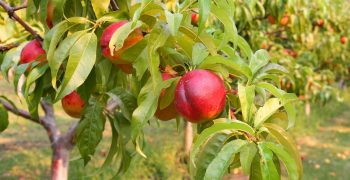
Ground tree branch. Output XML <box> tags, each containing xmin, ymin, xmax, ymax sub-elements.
<box><xmin>0</xmin><ymin>98</ymin><xmax>38</xmax><ymax>122</ymax></box>
<box><xmin>59</xmin><ymin>122</ymin><xmax>78</xmax><ymax>150</ymax></box>
<box><xmin>0</xmin><ymin>0</ymin><xmax>43</xmax><ymax>41</ymax></box>
<box><xmin>40</xmin><ymin>100</ymin><xmax>60</xmax><ymax>143</ymax></box>
<box><xmin>0</xmin><ymin>98</ymin><xmax>60</xmax><ymax>143</ymax></box>
<box><xmin>0</xmin><ymin>43</ymin><xmax>19</xmax><ymax>52</ymax></box>
<box><xmin>110</xmin><ymin>0</ymin><xmax>119</xmax><ymax>11</ymax></box>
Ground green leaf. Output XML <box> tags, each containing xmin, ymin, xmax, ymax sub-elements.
<box><xmin>250</xmin><ymin>50</ymin><xmax>269</xmax><ymax>75</ymax></box>
<box><xmin>165</xmin><ymin>10</ymin><xmax>183</xmax><ymax>36</ymax></box>
<box><xmin>95</xmin><ymin>59</ymin><xmax>112</xmax><ymax>93</ymax></box>
<box><xmin>237</xmin><ymin>36</ymin><xmax>253</xmax><ymax>59</ymax></box>
<box><xmin>56</xmin><ymin>32</ymin><xmax>97</xmax><ymax>101</ymax></box>
<box><xmin>210</xmin><ymin>4</ymin><xmax>237</xmax><ymax>44</ymax></box>
<box><xmin>261</xmin><ymin>63</ymin><xmax>288</xmax><ymax>74</ymax></box>
<box><xmin>107</xmin><ymin>87</ymin><xmax>137</xmax><ymax>120</ymax></box>
<box><xmin>101</xmin><ymin>112</ymin><xmax>132</xmax><ymax>177</ymax></box>
<box><xmin>263</xmin><ymin>123</ymin><xmax>302</xmax><ymax>178</ymax></box>
<box><xmin>101</xmin><ymin>116</ymin><xmax>120</xmax><ymax>170</ymax></box>
<box><xmin>76</xmin><ymin>96</ymin><xmax>106</xmax><ymax>165</ymax></box>
<box><xmin>261</xmin><ymin>142</ymin><xmax>299</xmax><ymax>180</ymax></box>
<box><xmin>120</xmin><ymin>38</ymin><xmax>148</xmax><ymax>62</ymax></box>
<box><xmin>13</xmin><ymin>63</ymin><xmax>30</xmax><ymax>94</ymax></box>
<box><xmin>108</xmin><ymin>21</ymin><xmax>142</xmax><ymax>55</ymax></box>
<box><xmin>25</xmin><ymin>64</ymin><xmax>49</xmax><ymax>97</ymax></box>
<box><xmin>179</xmin><ymin>26</ymin><xmax>217</xmax><ymax>55</ymax></box>
<box><xmin>256</xmin><ymin>83</ymin><xmax>297</xmax><ymax>129</ymax></box>
<box><xmin>203</xmin><ymin>139</ymin><xmax>248</xmax><ymax>180</ymax></box>
<box><xmin>51</xmin><ymin>0</ymin><xmax>67</xmax><ymax>24</ymax></box>
<box><xmin>159</xmin><ymin>77</ymin><xmax>179</xmax><ymax>110</ymax></box>
<box><xmin>238</xmin><ymin>84</ymin><xmax>255</xmax><ymax>122</ymax></box>
<box><xmin>198</xmin><ymin>0</ymin><xmax>211</xmax><ymax>33</ymax></box>
<box><xmin>0</xmin><ymin>104</ymin><xmax>9</xmax><ymax>133</ymax></box>
<box><xmin>258</xmin><ymin>144</ymin><xmax>280</xmax><ymax>180</ymax></box>
<box><xmin>25</xmin><ymin>72</ymin><xmax>48</xmax><ymax>119</ymax></box>
<box><xmin>192</xmin><ymin>43</ymin><xmax>209</xmax><ymax>66</ymax></box>
<box><xmin>147</xmin><ymin>24</ymin><xmax>170</xmax><ymax>91</ymax></box>
<box><xmin>250</xmin><ymin>154</ymin><xmax>263</xmax><ymax>180</ymax></box>
<box><xmin>199</xmin><ymin>56</ymin><xmax>252</xmax><ymax>79</ymax></box>
<box><xmin>39</xmin><ymin>0</ymin><xmax>49</xmax><ymax>27</ymax></box>
<box><xmin>131</xmin><ymin>78</ymin><xmax>175</xmax><ymax>157</ymax></box>
<box><xmin>192</xmin><ymin>132</ymin><xmax>230</xmax><ymax>179</ymax></box>
<box><xmin>1</xmin><ymin>43</ymin><xmax>26</xmax><ymax>81</ymax></box>
<box><xmin>45</xmin><ymin>17</ymin><xmax>90</xmax><ymax>65</ymax></box>
<box><xmin>132</xmin><ymin>47</ymin><xmax>148</xmax><ymax>80</ymax></box>
<box><xmin>240</xmin><ymin>143</ymin><xmax>257</xmax><ymax>175</ymax></box>
<box><xmin>190</xmin><ymin>121</ymin><xmax>255</xmax><ymax>167</ymax></box>
<box><xmin>51</xmin><ymin>30</ymin><xmax>87</xmax><ymax>89</ymax></box>
<box><xmin>254</xmin><ymin>98</ymin><xmax>282</xmax><ymax>128</ymax></box>
<box><xmin>91</xmin><ymin>0</ymin><xmax>110</xmax><ymax>18</ymax></box>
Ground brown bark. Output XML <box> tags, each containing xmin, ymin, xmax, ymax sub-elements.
<box><xmin>305</xmin><ymin>101</ymin><xmax>311</xmax><ymax>116</ymax></box>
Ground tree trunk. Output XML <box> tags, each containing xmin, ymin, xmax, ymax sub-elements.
<box><xmin>184</xmin><ymin>121</ymin><xmax>193</xmax><ymax>155</ymax></box>
<box><xmin>305</xmin><ymin>101</ymin><xmax>311</xmax><ymax>116</ymax></box>
<box><xmin>51</xmin><ymin>143</ymin><xmax>70</xmax><ymax>180</ymax></box>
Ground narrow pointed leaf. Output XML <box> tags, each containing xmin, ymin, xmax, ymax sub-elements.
<box><xmin>203</xmin><ymin>140</ymin><xmax>248</xmax><ymax>180</ymax></box>
<box><xmin>56</xmin><ymin>32</ymin><xmax>97</xmax><ymax>101</ymax></box>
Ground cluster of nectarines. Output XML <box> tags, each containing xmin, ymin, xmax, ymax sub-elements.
<box><xmin>18</xmin><ymin>18</ymin><xmax>229</xmax><ymax>123</ymax></box>
<box><xmin>267</xmin><ymin>15</ymin><xmax>289</xmax><ymax>26</ymax></box>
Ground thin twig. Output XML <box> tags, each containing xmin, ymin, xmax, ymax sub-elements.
<box><xmin>110</xmin><ymin>0</ymin><xmax>119</xmax><ymax>11</ymax></box>
<box><xmin>0</xmin><ymin>0</ymin><xmax>43</xmax><ymax>41</ymax></box>
<box><xmin>0</xmin><ymin>43</ymin><xmax>18</xmax><ymax>52</ymax></box>
<box><xmin>13</xmin><ymin>4</ymin><xmax>27</xmax><ymax>11</ymax></box>
<box><xmin>0</xmin><ymin>98</ymin><xmax>38</xmax><ymax>122</ymax></box>
<box><xmin>0</xmin><ymin>98</ymin><xmax>60</xmax><ymax>143</ymax></box>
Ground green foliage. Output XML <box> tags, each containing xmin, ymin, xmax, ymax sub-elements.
<box><xmin>5</xmin><ymin>0</ymin><xmax>350</xmax><ymax>178</ymax></box>
<box><xmin>76</xmin><ymin>96</ymin><xmax>106</xmax><ymax>165</ymax></box>
<box><xmin>0</xmin><ymin>104</ymin><xmax>9</xmax><ymax>132</ymax></box>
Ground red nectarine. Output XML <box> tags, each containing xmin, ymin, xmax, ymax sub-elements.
<box><xmin>174</xmin><ymin>70</ymin><xmax>226</xmax><ymax>123</ymax></box>
<box><xmin>61</xmin><ymin>91</ymin><xmax>85</xmax><ymax>118</ymax></box>
<box><xmin>100</xmin><ymin>21</ymin><xmax>143</xmax><ymax>65</ymax></box>
<box><xmin>20</xmin><ymin>40</ymin><xmax>46</xmax><ymax>65</ymax></box>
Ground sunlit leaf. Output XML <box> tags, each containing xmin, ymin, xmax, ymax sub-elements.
<box><xmin>56</xmin><ymin>32</ymin><xmax>97</xmax><ymax>101</ymax></box>
<box><xmin>203</xmin><ymin>139</ymin><xmax>248</xmax><ymax>180</ymax></box>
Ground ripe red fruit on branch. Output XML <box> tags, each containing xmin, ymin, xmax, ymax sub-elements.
<box><xmin>191</xmin><ymin>13</ymin><xmax>199</xmax><ymax>25</ymax></box>
<box><xmin>316</xmin><ymin>19</ymin><xmax>324</xmax><ymax>27</ymax></box>
<box><xmin>155</xmin><ymin>73</ymin><xmax>178</xmax><ymax>121</ymax></box>
<box><xmin>174</xmin><ymin>70</ymin><xmax>226</xmax><ymax>123</ymax></box>
<box><xmin>280</xmin><ymin>15</ymin><xmax>289</xmax><ymax>26</ymax></box>
<box><xmin>261</xmin><ymin>42</ymin><xmax>268</xmax><ymax>49</ymax></box>
<box><xmin>267</xmin><ymin>15</ymin><xmax>276</xmax><ymax>24</ymax></box>
<box><xmin>20</xmin><ymin>40</ymin><xmax>46</xmax><ymax>65</ymax></box>
<box><xmin>100</xmin><ymin>20</ymin><xmax>143</xmax><ymax>71</ymax></box>
<box><xmin>61</xmin><ymin>91</ymin><xmax>85</xmax><ymax>118</ymax></box>
<box><xmin>340</xmin><ymin>36</ymin><xmax>347</xmax><ymax>44</ymax></box>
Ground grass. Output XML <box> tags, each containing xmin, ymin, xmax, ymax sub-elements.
<box><xmin>0</xmin><ymin>79</ymin><xmax>350</xmax><ymax>179</ymax></box>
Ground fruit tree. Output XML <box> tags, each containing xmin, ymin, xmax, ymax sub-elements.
<box><xmin>6</xmin><ymin>0</ymin><xmax>350</xmax><ymax>179</ymax></box>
